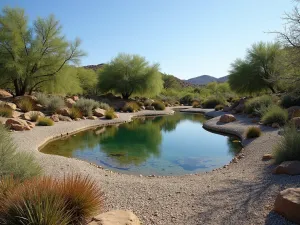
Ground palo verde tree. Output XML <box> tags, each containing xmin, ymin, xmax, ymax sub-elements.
<box><xmin>98</xmin><ymin>53</ymin><xmax>163</xmax><ymax>99</ymax></box>
<box><xmin>0</xmin><ymin>7</ymin><xmax>84</xmax><ymax>96</ymax></box>
<box><xmin>228</xmin><ymin>42</ymin><xmax>282</xmax><ymax>94</ymax></box>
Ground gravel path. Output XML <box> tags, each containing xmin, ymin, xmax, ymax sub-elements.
<box><xmin>11</xmin><ymin>109</ymin><xmax>300</xmax><ymax>225</ymax></box>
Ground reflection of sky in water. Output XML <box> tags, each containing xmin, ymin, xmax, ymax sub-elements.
<box><xmin>41</xmin><ymin>112</ymin><xmax>242</xmax><ymax>176</ymax></box>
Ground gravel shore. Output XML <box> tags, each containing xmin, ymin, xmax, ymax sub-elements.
<box><xmin>11</xmin><ymin>109</ymin><xmax>300</xmax><ymax>225</ymax></box>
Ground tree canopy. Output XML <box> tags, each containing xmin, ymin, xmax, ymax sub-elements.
<box><xmin>228</xmin><ymin>42</ymin><xmax>282</xmax><ymax>94</ymax></box>
<box><xmin>98</xmin><ymin>53</ymin><xmax>163</xmax><ymax>99</ymax></box>
<box><xmin>0</xmin><ymin>7</ymin><xmax>84</xmax><ymax>96</ymax></box>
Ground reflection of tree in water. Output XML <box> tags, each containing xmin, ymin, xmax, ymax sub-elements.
<box><xmin>98</xmin><ymin>119</ymin><xmax>162</xmax><ymax>166</ymax></box>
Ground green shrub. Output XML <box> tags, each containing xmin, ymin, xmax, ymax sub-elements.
<box><xmin>274</xmin><ymin>125</ymin><xmax>300</xmax><ymax>163</ymax></box>
<box><xmin>202</xmin><ymin>97</ymin><xmax>225</xmax><ymax>109</ymax></box>
<box><xmin>47</xmin><ymin>96</ymin><xmax>65</xmax><ymax>114</ymax></box>
<box><xmin>0</xmin><ymin>175</ymin><xmax>103</xmax><ymax>225</ymax></box>
<box><xmin>35</xmin><ymin>92</ymin><xmax>49</xmax><ymax>106</ymax></box>
<box><xmin>36</xmin><ymin>117</ymin><xmax>54</xmax><ymax>126</ymax></box>
<box><xmin>261</xmin><ymin>105</ymin><xmax>288</xmax><ymax>126</ymax></box>
<box><xmin>75</xmin><ymin>98</ymin><xmax>99</xmax><ymax>117</ymax></box>
<box><xmin>246</xmin><ymin>126</ymin><xmax>261</xmax><ymax>138</ymax></box>
<box><xmin>122</xmin><ymin>102</ymin><xmax>140</xmax><ymax>112</ymax></box>
<box><xmin>192</xmin><ymin>100</ymin><xmax>201</xmax><ymax>108</ymax></box>
<box><xmin>152</xmin><ymin>101</ymin><xmax>165</xmax><ymax>110</ymax></box>
<box><xmin>245</xmin><ymin>95</ymin><xmax>273</xmax><ymax>115</ymax></box>
<box><xmin>0</xmin><ymin>124</ymin><xmax>41</xmax><ymax>181</ymax></box>
<box><xmin>0</xmin><ymin>107</ymin><xmax>13</xmax><ymax>118</ymax></box>
<box><xmin>105</xmin><ymin>108</ymin><xmax>117</xmax><ymax>119</ymax></box>
<box><xmin>144</xmin><ymin>99</ymin><xmax>153</xmax><ymax>107</ymax></box>
<box><xmin>215</xmin><ymin>104</ymin><xmax>224</xmax><ymax>111</ymax></box>
<box><xmin>281</xmin><ymin>94</ymin><xmax>300</xmax><ymax>108</ymax></box>
<box><xmin>18</xmin><ymin>98</ymin><xmax>33</xmax><ymax>112</ymax></box>
<box><xmin>69</xmin><ymin>107</ymin><xmax>82</xmax><ymax>120</ymax></box>
<box><xmin>98</xmin><ymin>102</ymin><xmax>110</xmax><ymax>110</ymax></box>
<box><xmin>180</xmin><ymin>94</ymin><xmax>193</xmax><ymax>105</ymax></box>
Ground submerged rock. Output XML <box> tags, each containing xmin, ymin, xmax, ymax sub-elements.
<box><xmin>274</xmin><ymin>188</ymin><xmax>300</xmax><ymax>224</ymax></box>
<box><xmin>88</xmin><ymin>210</ymin><xmax>141</xmax><ymax>225</ymax></box>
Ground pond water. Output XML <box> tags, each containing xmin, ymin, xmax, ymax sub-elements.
<box><xmin>41</xmin><ymin>112</ymin><xmax>242</xmax><ymax>176</ymax></box>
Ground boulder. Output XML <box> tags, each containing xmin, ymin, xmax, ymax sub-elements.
<box><xmin>262</xmin><ymin>154</ymin><xmax>273</xmax><ymax>161</ymax></box>
<box><xmin>88</xmin><ymin>210</ymin><xmax>141</xmax><ymax>225</ymax></box>
<box><xmin>235</xmin><ymin>103</ymin><xmax>245</xmax><ymax>113</ymax></box>
<box><xmin>50</xmin><ymin>114</ymin><xmax>60</xmax><ymax>122</ymax></box>
<box><xmin>88</xmin><ymin>116</ymin><xmax>98</xmax><ymax>120</ymax></box>
<box><xmin>274</xmin><ymin>188</ymin><xmax>300</xmax><ymax>224</ymax></box>
<box><xmin>287</xmin><ymin>106</ymin><xmax>300</xmax><ymax>119</ymax></box>
<box><xmin>72</xmin><ymin>95</ymin><xmax>79</xmax><ymax>101</ymax></box>
<box><xmin>65</xmin><ymin>98</ymin><xmax>76</xmax><ymax>108</ymax></box>
<box><xmin>145</xmin><ymin>106</ymin><xmax>155</xmax><ymax>110</ymax></box>
<box><xmin>219</xmin><ymin>114</ymin><xmax>236</xmax><ymax>123</ymax></box>
<box><xmin>35</xmin><ymin>104</ymin><xmax>44</xmax><ymax>111</ymax></box>
<box><xmin>57</xmin><ymin>107</ymin><xmax>70</xmax><ymax>117</ymax></box>
<box><xmin>291</xmin><ymin>117</ymin><xmax>300</xmax><ymax>129</ymax></box>
<box><xmin>27</xmin><ymin>121</ymin><xmax>35</xmax><ymax>129</ymax></box>
<box><xmin>94</xmin><ymin>108</ymin><xmax>105</xmax><ymax>117</ymax></box>
<box><xmin>0</xmin><ymin>89</ymin><xmax>12</xmax><ymax>98</ymax></box>
<box><xmin>23</xmin><ymin>111</ymin><xmax>45</xmax><ymax>121</ymax></box>
<box><xmin>1</xmin><ymin>102</ymin><xmax>17</xmax><ymax>110</ymax></box>
<box><xmin>5</xmin><ymin>118</ymin><xmax>31</xmax><ymax>131</ymax></box>
<box><xmin>58</xmin><ymin>115</ymin><xmax>72</xmax><ymax>122</ymax></box>
<box><xmin>141</xmin><ymin>106</ymin><xmax>145</xmax><ymax>110</ymax></box>
<box><xmin>273</xmin><ymin>161</ymin><xmax>300</xmax><ymax>175</ymax></box>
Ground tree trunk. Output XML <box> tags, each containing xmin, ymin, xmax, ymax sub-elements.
<box><xmin>122</xmin><ymin>93</ymin><xmax>130</xmax><ymax>99</ymax></box>
<box><xmin>13</xmin><ymin>79</ymin><xmax>21</xmax><ymax>96</ymax></box>
<box><xmin>268</xmin><ymin>85</ymin><xmax>276</xmax><ymax>93</ymax></box>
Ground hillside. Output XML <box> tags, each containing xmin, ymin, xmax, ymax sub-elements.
<box><xmin>184</xmin><ymin>75</ymin><xmax>228</xmax><ymax>85</ymax></box>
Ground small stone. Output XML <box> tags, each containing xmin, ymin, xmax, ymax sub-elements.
<box><xmin>89</xmin><ymin>210</ymin><xmax>141</xmax><ymax>225</ymax></box>
<box><xmin>262</xmin><ymin>154</ymin><xmax>273</xmax><ymax>161</ymax></box>
<box><xmin>232</xmin><ymin>157</ymin><xmax>238</xmax><ymax>163</ymax></box>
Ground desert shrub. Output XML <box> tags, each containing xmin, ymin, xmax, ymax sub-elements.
<box><xmin>122</xmin><ymin>102</ymin><xmax>140</xmax><ymax>112</ymax></box>
<box><xmin>274</xmin><ymin>125</ymin><xmax>300</xmax><ymax>163</ymax></box>
<box><xmin>246</xmin><ymin>126</ymin><xmax>261</xmax><ymax>138</ymax></box>
<box><xmin>245</xmin><ymin>95</ymin><xmax>273</xmax><ymax>115</ymax></box>
<box><xmin>47</xmin><ymin>96</ymin><xmax>65</xmax><ymax>114</ymax></box>
<box><xmin>261</xmin><ymin>105</ymin><xmax>288</xmax><ymax>126</ymax></box>
<box><xmin>75</xmin><ymin>98</ymin><xmax>99</xmax><ymax>117</ymax></box>
<box><xmin>98</xmin><ymin>102</ymin><xmax>110</xmax><ymax>110</ymax></box>
<box><xmin>202</xmin><ymin>96</ymin><xmax>225</xmax><ymax>109</ymax></box>
<box><xmin>180</xmin><ymin>94</ymin><xmax>193</xmax><ymax>105</ymax></box>
<box><xmin>0</xmin><ymin>124</ymin><xmax>41</xmax><ymax>180</ymax></box>
<box><xmin>36</xmin><ymin>117</ymin><xmax>54</xmax><ymax>126</ymax></box>
<box><xmin>29</xmin><ymin>111</ymin><xmax>41</xmax><ymax>122</ymax></box>
<box><xmin>0</xmin><ymin>107</ymin><xmax>12</xmax><ymax>118</ymax></box>
<box><xmin>0</xmin><ymin>175</ymin><xmax>103</xmax><ymax>225</ymax></box>
<box><xmin>105</xmin><ymin>108</ymin><xmax>117</xmax><ymax>119</ymax></box>
<box><xmin>215</xmin><ymin>104</ymin><xmax>224</xmax><ymax>111</ymax></box>
<box><xmin>69</xmin><ymin>107</ymin><xmax>82</xmax><ymax>120</ymax></box>
<box><xmin>18</xmin><ymin>98</ymin><xmax>33</xmax><ymax>112</ymax></box>
<box><xmin>35</xmin><ymin>92</ymin><xmax>49</xmax><ymax>106</ymax></box>
<box><xmin>152</xmin><ymin>101</ymin><xmax>165</xmax><ymax>110</ymax></box>
<box><xmin>281</xmin><ymin>94</ymin><xmax>300</xmax><ymax>108</ymax></box>
<box><xmin>144</xmin><ymin>99</ymin><xmax>153</xmax><ymax>107</ymax></box>
<box><xmin>192</xmin><ymin>100</ymin><xmax>201</xmax><ymax>108</ymax></box>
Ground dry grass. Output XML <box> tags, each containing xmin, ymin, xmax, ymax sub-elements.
<box><xmin>0</xmin><ymin>106</ymin><xmax>13</xmax><ymax>118</ymax></box>
<box><xmin>36</xmin><ymin>117</ymin><xmax>54</xmax><ymax>126</ymax></box>
<box><xmin>18</xmin><ymin>98</ymin><xmax>33</xmax><ymax>112</ymax></box>
<box><xmin>246</xmin><ymin>126</ymin><xmax>261</xmax><ymax>139</ymax></box>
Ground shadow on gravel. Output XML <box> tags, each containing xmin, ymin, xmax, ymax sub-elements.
<box><xmin>188</xmin><ymin>165</ymin><xmax>300</xmax><ymax>225</ymax></box>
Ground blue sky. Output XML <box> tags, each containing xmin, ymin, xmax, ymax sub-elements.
<box><xmin>0</xmin><ymin>0</ymin><xmax>294</xmax><ymax>79</ymax></box>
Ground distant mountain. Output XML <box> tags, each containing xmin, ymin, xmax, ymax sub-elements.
<box><xmin>184</xmin><ymin>75</ymin><xmax>228</xmax><ymax>85</ymax></box>
<box><xmin>83</xmin><ymin>64</ymin><xmax>105</xmax><ymax>70</ymax></box>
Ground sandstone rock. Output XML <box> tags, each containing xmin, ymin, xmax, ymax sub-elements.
<box><xmin>5</xmin><ymin>118</ymin><xmax>31</xmax><ymax>131</ymax></box>
<box><xmin>291</xmin><ymin>117</ymin><xmax>300</xmax><ymax>129</ymax></box>
<box><xmin>27</xmin><ymin>121</ymin><xmax>35</xmax><ymax>129</ymax></box>
<box><xmin>274</xmin><ymin>188</ymin><xmax>300</xmax><ymax>224</ymax></box>
<box><xmin>72</xmin><ymin>95</ymin><xmax>79</xmax><ymax>101</ymax></box>
<box><xmin>3</xmin><ymin>102</ymin><xmax>17</xmax><ymax>110</ymax></box>
<box><xmin>65</xmin><ymin>98</ymin><xmax>76</xmax><ymax>108</ymax></box>
<box><xmin>273</xmin><ymin>161</ymin><xmax>300</xmax><ymax>175</ymax></box>
<box><xmin>23</xmin><ymin>111</ymin><xmax>45</xmax><ymax>121</ymax></box>
<box><xmin>58</xmin><ymin>115</ymin><xmax>72</xmax><ymax>122</ymax></box>
<box><xmin>57</xmin><ymin>107</ymin><xmax>70</xmax><ymax>117</ymax></box>
<box><xmin>0</xmin><ymin>89</ymin><xmax>12</xmax><ymax>98</ymax></box>
<box><xmin>11</xmin><ymin>111</ymin><xmax>22</xmax><ymax>118</ymax></box>
<box><xmin>94</xmin><ymin>108</ymin><xmax>105</xmax><ymax>117</ymax></box>
<box><xmin>50</xmin><ymin>114</ymin><xmax>60</xmax><ymax>122</ymax></box>
<box><xmin>262</xmin><ymin>154</ymin><xmax>273</xmax><ymax>161</ymax></box>
<box><xmin>145</xmin><ymin>106</ymin><xmax>155</xmax><ymax>110</ymax></box>
<box><xmin>141</xmin><ymin>106</ymin><xmax>145</xmax><ymax>110</ymax></box>
<box><xmin>272</xmin><ymin>123</ymin><xmax>280</xmax><ymax>128</ymax></box>
<box><xmin>88</xmin><ymin>210</ymin><xmax>141</xmax><ymax>225</ymax></box>
<box><xmin>0</xmin><ymin>117</ymin><xmax>7</xmax><ymax>125</ymax></box>
<box><xmin>88</xmin><ymin>116</ymin><xmax>98</xmax><ymax>120</ymax></box>
<box><xmin>219</xmin><ymin>114</ymin><xmax>236</xmax><ymax>123</ymax></box>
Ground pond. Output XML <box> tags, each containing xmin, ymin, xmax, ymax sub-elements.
<box><xmin>41</xmin><ymin>112</ymin><xmax>242</xmax><ymax>176</ymax></box>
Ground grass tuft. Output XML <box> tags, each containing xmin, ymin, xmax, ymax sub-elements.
<box><xmin>245</xmin><ymin>95</ymin><xmax>273</xmax><ymax>115</ymax></box>
<box><xmin>18</xmin><ymin>98</ymin><xmax>33</xmax><ymax>112</ymax></box>
<box><xmin>214</xmin><ymin>104</ymin><xmax>224</xmax><ymax>111</ymax></box>
<box><xmin>122</xmin><ymin>102</ymin><xmax>140</xmax><ymax>112</ymax></box>
<box><xmin>0</xmin><ymin>107</ymin><xmax>13</xmax><ymax>118</ymax></box>
<box><xmin>36</xmin><ymin>117</ymin><xmax>54</xmax><ymax>126</ymax></box>
<box><xmin>261</xmin><ymin>105</ymin><xmax>288</xmax><ymax>126</ymax></box>
<box><xmin>105</xmin><ymin>108</ymin><xmax>117</xmax><ymax>119</ymax></box>
<box><xmin>152</xmin><ymin>101</ymin><xmax>165</xmax><ymax>110</ymax></box>
<box><xmin>69</xmin><ymin>107</ymin><xmax>82</xmax><ymax>120</ymax></box>
<box><xmin>246</xmin><ymin>126</ymin><xmax>261</xmax><ymax>138</ymax></box>
<box><xmin>47</xmin><ymin>96</ymin><xmax>65</xmax><ymax>114</ymax></box>
<box><xmin>75</xmin><ymin>98</ymin><xmax>99</xmax><ymax>117</ymax></box>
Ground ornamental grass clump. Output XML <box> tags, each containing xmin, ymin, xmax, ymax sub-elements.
<box><xmin>47</xmin><ymin>96</ymin><xmax>65</xmax><ymax>114</ymax></box>
<box><xmin>0</xmin><ymin>124</ymin><xmax>41</xmax><ymax>181</ymax></box>
<box><xmin>261</xmin><ymin>105</ymin><xmax>288</xmax><ymax>126</ymax></box>
<box><xmin>0</xmin><ymin>106</ymin><xmax>12</xmax><ymax>118</ymax></box>
<box><xmin>122</xmin><ymin>102</ymin><xmax>140</xmax><ymax>112</ymax></box>
<box><xmin>245</xmin><ymin>95</ymin><xmax>273</xmax><ymax>115</ymax></box>
<box><xmin>35</xmin><ymin>92</ymin><xmax>49</xmax><ymax>106</ymax></box>
<box><xmin>29</xmin><ymin>111</ymin><xmax>41</xmax><ymax>122</ymax></box>
<box><xmin>36</xmin><ymin>117</ymin><xmax>54</xmax><ymax>126</ymax></box>
<box><xmin>69</xmin><ymin>107</ymin><xmax>82</xmax><ymax>120</ymax></box>
<box><xmin>105</xmin><ymin>108</ymin><xmax>117</xmax><ymax>119</ymax></box>
<box><xmin>274</xmin><ymin>125</ymin><xmax>300</xmax><ymax>164</ymax></box>
<box><xmin>152</xmin><ymin>101</ymin><xmax>165</xmax><ymax>110</ymax></box>
<box><xmin>18</xmin><ymin>98</ymin><xmax>33</xmax><ymax>112</ymax></box>
<box><xmin>246</xmin><ymin>126</ymin><xmax>261</xmax><ymax>139</ymax></box>
<box><xmin>192</xmin><ymin>100</ymin><xmax>201</xmax><ymax>108</ymax></box>
<box><xmin>98</xmin><ymin>102</ymin><xmax>110</xmax><ymax>110</ymax></box>
<box><xmin>75</xmin><ymin>98</ymin><xmax>99</xmax><ymax>117</ymax></box>
<box><xmin>215</xmin><ymin>104</ymin><xmax>224</xmax><ymax>111</ymax></box>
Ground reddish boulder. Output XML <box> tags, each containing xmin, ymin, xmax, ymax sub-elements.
<box><xmin>65</xmin><ymin>98</ymin><xmax>76</xmax><ymax>108</ymax></box>
<box><xmin>219</xmin><ymin>114</ymin><xmax>236</xmax><ymax>123</ymax></box>
<box><xmin>50</xmin><ymin>114</ymin><xmax>59</xmax><ymax>122</ymax></box>
<box><xmin>273</xmin><ymin>161</ymin><xmax>300</xmax><ymax>175</ymax></box>
<box><xmin>5</xmin><ymin>118</ymin><xmax>31</xmax><ymax>131</ymax></box>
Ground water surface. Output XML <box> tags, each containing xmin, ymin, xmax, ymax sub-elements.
<box><xmin>41</xmin><ymin>112</ymin><xmax>242</xmax><ymax>175</ymax></box>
